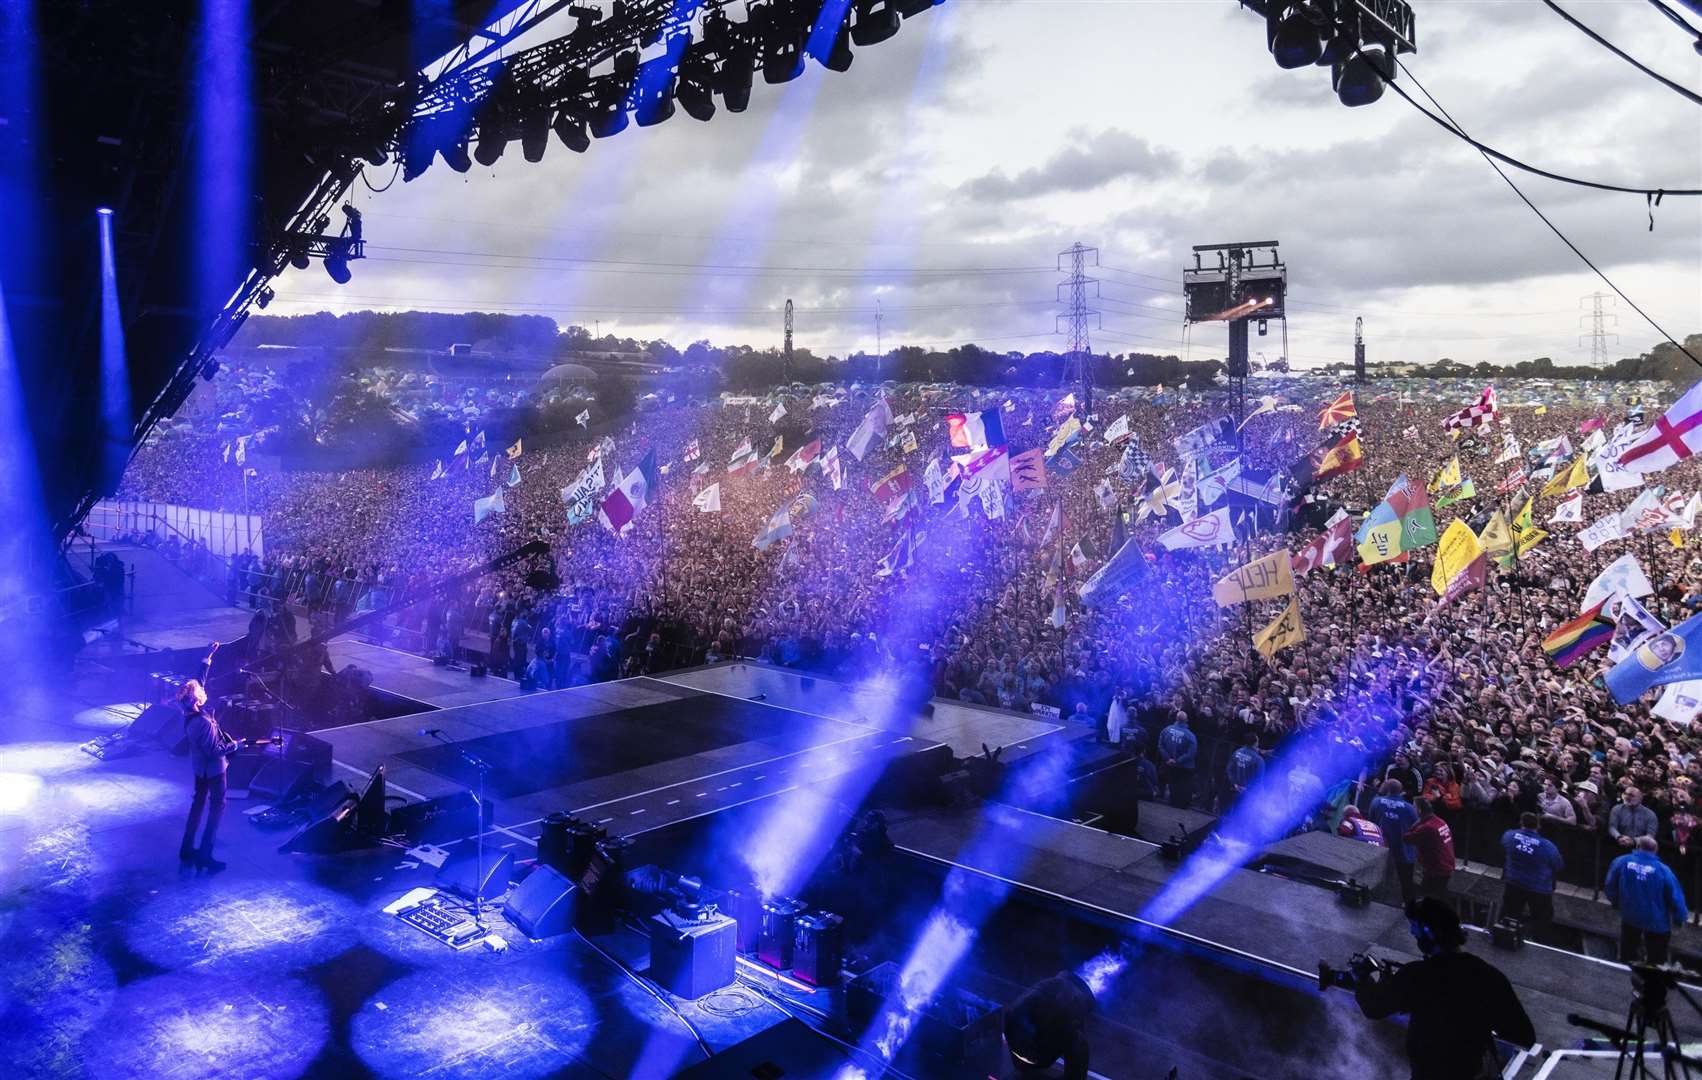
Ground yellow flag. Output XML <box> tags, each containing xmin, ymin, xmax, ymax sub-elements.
<box><xmin>506</xmin><ymin>438</ymin><xmax>523</xmax><ymax>460</ymax></box>
<box><xmin>1534</xmin><ymin>405</ymin><xmax>1548</xmax><ymax>416</ymax></box>
<box><xmin>1431</xmin><ymin>519</ymin><xmax>1486</xmax><ymax>597</ymax></box>
<box><xmin>769</xmin><ymin>436</ymin><xmax>784</xmax><ymax>459</ymax></box>
<box><xmin>1211</xmin><ymin>550</ymin><xmax>1295</xmax><ymax>607</ymax></box>
<box><xmin>1538</xmin><ymin>465</ymin><xmax>1571</xmax><ymax>499</ymax></box>
<box><xmin>1516</xmin><ymin>526</ymin><xmax>1548</xmax><ymax>557</ymax></box>
<box><xmin>1673</xmin><ymin>529</ymin><xmax>1685</xmax><ymax>550</ymax></box>
<box><xmin>1358</xmin><ymin>520</ymin><xmax>1404</xmax><ymax>566</ymax></box>
<box><xmin>1512</xmin><ymin>496</ymin><xmax>1534</xmax><ymax>535</ymax></box>
<box><xmin>1564</xmin><ymin>454</ymin><xmax>1589</xmax><ymax>491</ymax></box>
<box><xmin>1478</xmin><ymin>510</ymin><xmax>1514</xmax><ymax>556</ymax></box>
<box><xmin>1431</xmin><ymin>457</ymin><xmax>1461</xmax><ymax>492</ymax></box>
<box><xmin>1047</xmin><ymin>417</ymin><xmax>1083</xmax><ymax>457</ymax></box>
<box><xmin>1254</xmin><ymin>597</ymin><xmax>1305</xmax><ymax>660</ymax></box>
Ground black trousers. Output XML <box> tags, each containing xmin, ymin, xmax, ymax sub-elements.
<box><xmin>1622</xmin><ymin>924</ymin><xmax>1671</xmax><ymax>965</ymax></box>
<box><xmin>1164</xmin><ymin>766</ymin><xmax>1195</xmax><ymax>809</ymax></box>
<box><xmin>1501</xmin><ymin>883</ymin><xmax>1554</xmax><ymax>925</ymax></box>
<box><xmin>181</xmin><ymin>772</ymin><xmax>227</xmax><ymax>860</ymax></box>
<box><xmin>1390</xmin><ymin>854</ymin><xmax>1416</xmax><ymax>902</ymax></box>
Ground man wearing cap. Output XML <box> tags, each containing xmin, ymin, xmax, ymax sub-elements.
<box><xmin>1354</xmin><ymin>898</ymin><xmax>1535</xmax><ymax>1080</ymax></box>
<box><xmin>1500</xmin><ymin>813</ymin><xmax>1563</xmax><ymax>927</ymax></box>
<box><xmin>1606</xmin><ymin>835</ymin><xmax>1688</xmax><ymax>964</ymax></box>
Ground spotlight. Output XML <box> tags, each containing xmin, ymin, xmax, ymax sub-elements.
<box><xmin>552</xmin><ymin>110</ymin><xmax>590</xmax><ymax>153</ymax></box>
<box><xmin>634</xmin><ymin>50</ymin><xmax>681</xmax><ymax>128</ymax></box>
<box><xmin>756</xmin><ymin>0</ymin><xmax>808</xmax><ymax>84</ymax></box>
<box><xmin>1334</xmin><ymin>46</ymin><xmax>1390</xmax><ymax>107</ymax></box>
<box><xmin>256</xmin><ymin>286</ymin><xmax>274</xmax><ymax>309</ymax></box>
<box><xmin>401</xmin><ymin>126</ymin><xmax>434</xmax><ymax>182</ymax></box>
<box><xmin>324</xmin><ymin>247</ymin><xmax>352</xmax><ymax>284</ymax></box>
<box><xmin>852</xmin><ymin>0</ymin><xmax>900</xmax><ymax>47</ymax></box>
<box><xmin>1003</xmin><ymin>971</ymin><xmax>1095</xmax><ymax>1077</ymax></box>
<box><xmin>439</xmin><ymin>137</ymin><xmax>473</xmax><ymax>173</ymax></box>
<box><xmin>821</xmin><ymin>17</ymin><xmax>854</xmax><ymax>73</ymax></box>
<box><xmin>1269</xmin><ymin>9</ymin><xmax>1323</xmax><ymax>69</ymax></box>
<box><xmin>95</xmin><ymin>206</ymin><xmax>114</xmax><ymax>217</ymax></box>
<box><xmin>520</xmin><ymin>111</ymin><xmax>550</xmax><ymax>162</ymax></box>
<box><xmin>473</xmin><ymin>127</ymin><xmax>508</xmax><ymax>167</ymax></box>
<box><xmin>588</xmin><ymin>52</ymin><xmax>639</xmax><ymax>139</ymax></box>
<box><xmin>289</xmin><ymin>248</ymin><xmax>311</xmax><ymax>270</ymax></box>
<box><xmin>676</xmin><ymin>51</ymin><xmax>717</xmax><ymax>122</ymax></box>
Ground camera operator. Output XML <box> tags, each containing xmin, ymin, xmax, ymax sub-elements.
<box><xmin>1353</xmin><ymin>899</ymin><xmax>1535</xmax><ymax>1080</ymax></box>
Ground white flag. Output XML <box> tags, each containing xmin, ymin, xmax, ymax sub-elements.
<box><xmin>1578</xmin><ymin>512</ymin><xmax>1628</xmax><ymax>552</ymax></box>
<box><xmin>473</xmin><ymin>488</ymin><xmax>506</xmax><ymax>524</ymax></box>
<box><xmin>1679</xmin><ymin>493</ymin><xmax>1702</xmax><ymax>531</ymax></box>
<box><xmin>1583</xmin><ymin>553</ymin><xmax>1653</xmax><ymax>613</ymax></box>
<box><xmin>1548</xmin><ymin>491</ymin><xmax>1582</xmax><ymax>524</ymax></box>
<box><xmin>769</xmin><ymin>401</ymin><xmax>787</xmax><ymax>424</ymax></box>
<box><xmin>1653</xmin><ymin>680</ymin><xmax>1702</xmax><ymax>726</ymax></box>
<box><xmin>1101</xmin><ymin>414</ymin><xmax>1131</xmax><ymax>445</ymax></box>
<box><xmin>693</xmin><ymin>482</ymin><xmax>722</xmax><ymax>513</ymax></box>
<box><xmin>1493</xmin><ymin>433</ymin><xmax>1520</xmax><ymax>465</ymax></box>
<box><xmin>1157</xmin><ymin>506</ymin><xmax>1236</xmax><ymax>550</ymax></box>
<box><xmin>576</xmin><ymin>409</ymin><xmax>590</xmax><ymax>427</ymax></box>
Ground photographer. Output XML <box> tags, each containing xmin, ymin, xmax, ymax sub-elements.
<box><xmin>1352</xmin><ymin>899</ymin><xmax>1535</xmax><ymax>1080</ymax></box>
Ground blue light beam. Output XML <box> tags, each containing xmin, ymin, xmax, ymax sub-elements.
<box><xmin>97</xmin><ymin>208</ymin><xmax>130</xmax><ymax>489</ymax></box>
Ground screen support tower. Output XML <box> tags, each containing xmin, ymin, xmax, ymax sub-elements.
<box><xmin>783</xmin><ymin>299</ymin><xmax>794</xmax><ymax>384</ymax></box>
<box><xmin>1580</xmin><ymin>292</ymin><xmax>1619</xmax><ymax>367</ymax></box>
<box><xmin>1056</xmin><ymin>243</ymin><xmax>1101</xmax><ymax>418</ymax></box>
<box><xmin>1182</xmin><ymin>241</ymin><xmax>1288</xmax><ymax>432</ymax></box>
<box><xmin>1354</xmin><ymin>316</ymin><xmax>1366</xmax><ymax>384</ymax></box>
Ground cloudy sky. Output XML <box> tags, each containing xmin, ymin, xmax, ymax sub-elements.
<box><xmin>267</xmin><ymin>0</ymin><xmax>1702</xmax><ymax>368</ymax></box>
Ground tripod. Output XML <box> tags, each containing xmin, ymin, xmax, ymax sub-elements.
<box><xmin>424</xmin><ymin>729</ymin><xmax>494</xmax><ymax>930</ymax></box>
<box><xmin>1605</xmin><ymin>965</ymin><xmax>1702</xmax><ymax>1080</ymax></box>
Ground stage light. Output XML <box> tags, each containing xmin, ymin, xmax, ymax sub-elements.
<box><xmin>851</xmin><ymin>0</ymin><xmax>899</xmax><ymax>47</ymax></box>
<box><xmin>473</xmin><ymin>127</ymin><xmax>507</xmax><ymax>167</ymax></box>
<box><xmin>438</xmin><ymin>136</ymin><xmax>472</xmax><ymax>173</ymax></box>
<box><xmin>634</xmin><ymin>48</ymin><xmax>681</xmax><ymax>128</ymax></box>
<box><xmin>820</xmin><ymin>12</ymin><xmax>854</xmax><ymax>72</ymax></box>
<box><xmin>1002</xmin><ymin>971</ymin><xmax>1096</xmax><ymax>1076</ymax></box>
<box><xmin>200</xmin><ymin>358</ymin><xmax>220</xmax><ymax>381</ymax></box>
<box><xmin>1334</xmin><ymin>46</ymin><xmax>1390</xmax><ymax>107</ymax></box>
<box><xmin>677</xmin><ymin>51</ymin><xmax>717</xmax><ymax>121</ymax></box>
<box><xmin>289</xmin><ymin>247</ymin><xmax>310</xmax><ymax>270</ymax></box>
<box><xmin>1270</xmin><ymin>10</ymin><xmax>1323</xmax><ymax>69</ymax></box>
<box><xmin>324</xmin><ymin>249</ymin><xmax>351</xmax><ymax>284</ymax></box>
<box><xmin>95</xmin><ymin>206</ymin><xmax>113</xmax><ymax>216</ymax></box>
<box><xmin>400</xmin><ymin>128</ymin><xmax>433</xmax><ymax>182</ymax></box>
<box><xmin>552</xmin><ymin>109</ymin><xmax>590</xmax><ymax>152</ymax></box>
<box><xmin>520</xmin><ymin>111</ymin><xmax>549</xmax><ymax>162</ymax></box>
<box><xmin>256</xmin><ymin>286</ymin><xmax>273</xmax><ymax>308</ymax></box>
<box><xmin>892</xmin><ymin>0</ymin><xmax>938</xmax><ymax>15</ymax></box>
<box><xmin>757</xmin><ymin>0</ymin><xmax>808</xmax><ymax>84</ymax></box>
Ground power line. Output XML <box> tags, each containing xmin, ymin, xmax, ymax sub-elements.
<box><xmin>1387</xmin><ymin>54</ymin><xmax>1701</xmax><ymax>369</ymax></box>
<box><xmin>362</xmin><ymin>244</ymin><xmax>1055</xmax><ymax>276</ymax></box>
<box><xmin>1543</xmin><ymin>0</ymin><xmax>1702</xmax><ymax>108</ymax></box>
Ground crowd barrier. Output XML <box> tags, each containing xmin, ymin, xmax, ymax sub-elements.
<box><xmin>86</xmin><ymin>500</ymin><xmax>265</xmax><ymax>557</ymax></box>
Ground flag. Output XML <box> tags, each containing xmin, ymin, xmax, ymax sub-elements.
<box><xmin>1654</xmin><ymin>681</ymin><xmax>1702</xmax><ymax>725</ymax></box>
<box><xmin>1435</xmin><ymin>478</ymin><xmax>1477</xmax><ymax>509</ymax></box>
<box><xmin>1253</xmin><ymin>597</ymin><xmax>1305</xmax><ymax>660</ymax></box>
<box><xmin>876</xmin><ymin>529</ymin><xmax>916</xmax><ymax>578</ymax></box>
<box><xmin>1312</xmin><ymin>434</ymin><xmax>1364</xmax><ymax>482</ymax></box>
<box><xmin>769</xmin><ymin>401</ymin><xmax>787</xmax><ymax>424</ymax></box>
<box><xmin>821</xmin><ymin>447</ymin><xmax>845</xmax><ymax>491</ymax></box>
<box><xmin>1079</xmin><ymin>537</ymin><xmax>1150</xmax><ymax>608</ymax></box>
<box><xmin>1542</xmin><ymin>601</ymin><xmax>1615</xmax><ymax>668</ymax></box>
<box><xmin>1584</xmin><ymin>553</ymin><xmax>1654</xmax><ymax>612</ymax></box>
<box><xmin>946</xmin><ymin>408</ymin><xmax>1006</xmax><ymax>451</ymax></box>
<box><xmin>1212</xmin><ymin>549</ymin><xmax>1295</xmax><ymax>607</ymax></box>
<box><xmin>473</xmin><ymin>488</ymin><xmax>506</xmax><ymax>524</ymax></box>
<box><xmin>1101</xmin><ymin>414</ymin><xmax>1131</xmax><ymax>445</ymax></box>
<box><xmin>1010</xmin><ymin>448</ymin><xmax>1047</xmax><ymax>492</ymax></box>
<box><xmin>1197</xmin><ymin>457</ymin><xmax>1241</xmax><ymax>506</ymax></box>
<box><xmin>1497</xmin><ymin>465</ymin><xmax>1526</xmax><ymax>494</ymax></box>
<box><xmin>507</xmin><ymin>463</ymin><xmax>522</xmax><ymax>487</ymax></box>
<box><xmin>1174</xmin><ymin>415</ymin><xmax>1233</xmax><ymax>458</ymax></box>
<box><xmin>471</xmin><ymin>430</ymin><xmax>486</xmax><ymax>451</ymax></box>
<box><xmin>1582</xmin><ymin>428</ymin><xmax>1607</xmax><ymax>454</ymax></box>
<box><xmin>1294</xmin><ymin>515</ymin><xmax>1354</xmax><ymax>574</ymax></box>
<box><xmin>769</xmin><ymin>435</ymin><xmax>784</xmax><ymax>460</ymax></box>
<box><xmin>923</xmin><ymin>457</ymin><xmax>948</xmax><ymax>504</ymax></box>
<box><xmin>847</xmin><ymin>398</ymin><xmax>892</xmax><ymax>462</ymax></box>
<box><xmin>1442</xmin><ymin>385</ymin><xmax>1499</xmax><ymax>433</ymax></box>
<box><xmin>978</xmin><ymin>481</ymin><xmax>1006</xmax><ymax>521</ymax></box>
<box><xmin>785</xmin><ymin>437</ymin><xmax>823</xmax><ymax>474</ymax></box>
<box><xmin>901</xmin><ymin>430</ymin><xmax>919</xmax><ymax>455</ymax></box>
<box><xmin>1318</xmin><ymin>391</ymin><xmax>1356</xmax><ymax>430</ymax></box>
<box><xmin>753</xmin><ymin>507</ymin><xmax>793</xmax><ymax>550</ymax></box>
<box><xmin>869</xmin><ymin>464</ymin><xmax>912</xmax><ymax>502</ymax></box>
<box><xmin>1494</xmin><ymin>433</ymin><xmax>1521</xmax><ymax>465</ymax></box>
<box><xmin>683</xmin><ymin>438</ymin><xmax>699</xmax><ymax>462</ymax></box>
<box><xmin>1578</xmin><ymin>512</ymin><xmax>1628</xmax><ymax>552</ymax></box>
<box><xmin>561</xmin><ymin>457</ymin><xmax>605</xmax><ymax>515</ymax></box>
<box><xmin>1431</xmin><ymin>457</ymin><xmax>1461</xmax><ymax>492</ymax></box>
<box><xmin>489</xmin><ymin>452</ymin><xmax>500</xmax><ymax>478</ymax></box>
<box><xmin>1430</xmin><ymin>519</ymin><xmax>1487</xmax><ymax>604</ymax></box>
<box><xmin>1094</xmin><ymin>478</ymin><xmax>1117</xmax><ymax>511</ymax></box>
<box><xmin>1478</xmin><ymin>511</ymin><xmax>1514</xmax><ymax>558</ymax></box>
<box><xmin>1515</xmin><ymin>527</ymin><xmax>1548</xmax><ymax>557</ymax></box>
<box><xmin>1046</xmin><ymin>417</ymin><xmax>1083</xmax><ymax>458</ymax></box>
<box><xmin>1549</xmin><ymin>491</ymin><xmax>1582</xmax><ymax>523</ymax></box>
<box><xmin>429</xmin><ymin>460</ymin><xmax>446</xmax><ymax>480</ymax></box>
<box><xmin>506</xmin><ymin>438</ymin><xmax>523</xmax><ymax>460</ymax></box>
<box><xmin>1608</xmin><ymin>594</ymin><xmax>1666</xmax><ymax>664</ymax></box>
<box><xmin>1239</xmin><ymin>395</ymin><xmax>1279</xmax><ymax>430</ymax></box>
<box><xmin>1157</xmin><ymin>506</ymin><xmax>1236</xmax><ymax>550</ymax></box>
<box><xmin>1136</xmin><ymin>466</ymin><xmax>1181</xmax><ymax>522</ymax></box>
<box><xmin>1070</xmin><ymin>536</ymin><xmax>1099</xmax><ymax>571</ymax></box>
<box><xmin>1533</xmin><ymin>404</ymin><xmax>1548</xmax><ymax>416</ymax></box>
<box><xmin>1053</xmin><ymin>392</ymin><xmax>1077</xmax><ymax>419</ymax></box>
<box><xmin>728</xmin><ymin>439</ymin><xmax>759</xmax><ymax>476</ymax></box>
<box><xmin>1039</xmin><ymin>501</ymin><xmax>1062</xmax><ymax>548</ymax></box>
<box><xmin>222</xmin><ymin>441</ymin><xmax>231</xmax><ymax>463</ymax></box>
<box><xmin>1618</xmin><ymin>379</ymin><xmax>1702</xmax><ymax>473</ymax></box>
<box><xmin>1594</xmin><ymin>423</ymin><xmax>1645</xmax><ymax>492</ymax></box>
<box><xmin>1620</xmin><ymin>489</ymin><xmax>1672</xmax><ymax>533</ymax></box>
<box><xmin>693</xmin><ymin>483</ymin><xmax>722</xmax><ymax>513</ymax></box>
<box><xmin>1118</xmin><ymin>437</ymin><xmax>1153</xmax><ymax>480</ymax></box>
<box><xmin>1511</xmin><ymin>496</ymin><xmax>1534</xmax><ymax>537</ymax></box>
<box><xmin>576</xmin><ymin>409</ymin><xmax>590</xmax><ymax>428</ymax></box>
<box><xmin>1356</xmin><ymin>475</ymin><xmax>1438</xmax><ymax>565</ymax></box>
<box><xmin>1048</xmin><ymin>585</ymin><xmax>1067</xmax><ymax>629</ymax></box>
<box><xmin>1680</xmin><ymin>493</ymin><xmax>1702</xmax><ymax>530</ymax></box>
<box><xmin>1051</xmin><ymin>445</ymin><xmax>1081</xmax><ymax>474</ymax></box>
<box><xmin>1606</xmin><ymin>610</ymin><xmax>1702</xmax><ymax>703</ymax></box>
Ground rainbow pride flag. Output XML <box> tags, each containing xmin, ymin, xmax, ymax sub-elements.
<box><xmin>1542</xmin><ymin>601</ymin><xmax>1615</xmax><ymax>668</ymax></box>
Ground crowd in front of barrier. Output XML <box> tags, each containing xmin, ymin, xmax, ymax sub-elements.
<box><xmin>116</xmin><ymin>376</ymin><xmax>1702</xmax><ymax>956</ymax></box>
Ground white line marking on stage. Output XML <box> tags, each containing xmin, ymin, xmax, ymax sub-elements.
<box><xmin>666</xmin><ymin>799</ymin><xmax>680</xmax><ymax>806</ymax></box>
<box><xmin>597</xmin><ymin>817</ymin><xmax>614</xmax><ymax>825</ymax></box>
<box><xmin>625</xmin><ymin>784</ymin><xmax>802</xmax><ymax>839</ymax></box>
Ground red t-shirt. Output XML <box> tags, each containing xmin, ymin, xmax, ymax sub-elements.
<box><xmin>1404</xmin><ymin>816</ymin><xmax>1456</xmax><ymax>876</ymax></box>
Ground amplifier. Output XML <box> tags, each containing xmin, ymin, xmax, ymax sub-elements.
<box><xmin>390</xmin><ymin>791</ymin><xmax>494</xmax><ymax>845</ymax></box>
<box><xmin>649</xmin><ymin>909</ymin><xmax>737</xmax><ymax>999</ymax></box>
<box><xmin>757</xmin><ymin>896</ymin><xmax>805</xmax><ymax>971</ymax></box>
<box><xmin>791</xmin><ymin>911</ymin><xmax>844</xmax><ymax>987</ymax></box>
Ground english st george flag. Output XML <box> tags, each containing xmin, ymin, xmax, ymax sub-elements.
<box><xmin>1618</xmin><ymin>379</ymin><xmax>1702</xmax><ymax>474</ymax></box>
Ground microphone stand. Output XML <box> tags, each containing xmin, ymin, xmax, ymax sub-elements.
<box><xmin>425</xmin><ymin>730</ymin><xmax>494</xmax><ymax>930</ymax></box>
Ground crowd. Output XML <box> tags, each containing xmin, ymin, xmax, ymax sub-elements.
<box><xmin>117</xmin><ymin>372</ymin><xmax>1702</xmax><ymax>948</ymax></box>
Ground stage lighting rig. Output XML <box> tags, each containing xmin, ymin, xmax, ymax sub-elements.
<box><xmin>1241</xmin><ymin>0</ymin><xmax>1415</xmax><ymax>107</ymax></box>
<box><xmin>755</xmin><ymin>0</ymin><xmax>809</xmax><ymax>85</ymax></box>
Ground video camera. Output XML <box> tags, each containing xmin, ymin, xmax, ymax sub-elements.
<box><xmin>1317</xmin><ymin>952</ymin><xmax>1403</xmax><ymax>993</ymax></box>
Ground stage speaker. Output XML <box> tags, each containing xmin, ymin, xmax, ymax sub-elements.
<box><xmin>225</xmin><ymin>745</ymin><xmax>272</xmax><ymax>790</ymax></box>
<box><xmin>649</xmin><ymin>908</ymin><xmax>737</xmax><ymax>999</ymax></box>
<box><xmin>792</xmin><ymin>911</ymin><xmax>845</xmax><ymax>987</ymax></box>
<box><xmin>249</xmin><ymin>757</ymin><xmax>315</xmax><ymax>802</ymax></box>
<box><xmin>280</xmin><ymin>792</ymin><xmax>361</xmax><ymax>854</ymax></box>
<box><xmin>128</xmin><ymin>702</ymin><xmax>182</xmax><ymax>748</ymax></box>
<box><xmin>437</xmin><ymin>848</ymin><xmax>514</xmax><ymax>902</ymax></box>
<box><xmin>390</xmin><ymin>791</ymin><xmax>494</xmax><ymax>845</ymax></box>
<box><xmin>281</xmin><ymin>729</ymin><xmax>334</xmax><ymax>784</ymax></box>
<box><xmin>869</xmin><ymin>743</ymin><xmax>953</xmax><ymax>808</ymax></box>
<box><xmin>503</xmin><ymin>865</ymin><xmax>576</xmax><ymax>938</ymax></box>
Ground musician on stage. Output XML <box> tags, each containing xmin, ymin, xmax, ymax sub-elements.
<box><xmin>177</xmin><ymin>642</ymin><xmax>254</xmax><ymax>872</ymax></box>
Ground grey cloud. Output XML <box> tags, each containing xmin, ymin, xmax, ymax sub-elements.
<box><xmin>958</xmin><ymin>129</ymin><xmax>1181</xmax><ymax>201</ymax></box>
